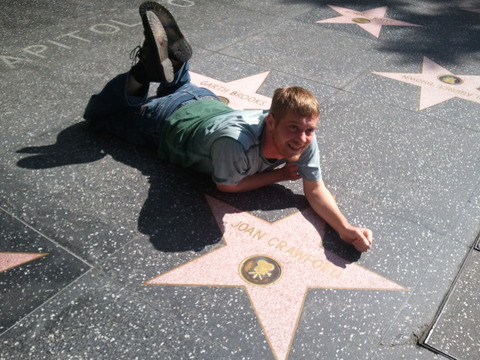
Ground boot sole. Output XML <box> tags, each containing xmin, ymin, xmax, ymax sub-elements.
<box><xmin>140</xmin><ymin>1</ymin><xmax>192</xmax><ymax>62</ymax></box>
<box><xmin>145</xmin><ymin>11</ymin><xmax>174</xmax><ymax>83</ymax></box>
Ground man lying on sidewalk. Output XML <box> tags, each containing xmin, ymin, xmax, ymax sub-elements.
<box><xmin>83</xmin><ymin>1</ymin><xmax>373</xmax><ymax>252</ymax></box>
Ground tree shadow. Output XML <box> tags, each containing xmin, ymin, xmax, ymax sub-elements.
<box><xmin>288</xmin><ymin>0</ymin><xmax>480</xmax><ymax>66</ymax></box>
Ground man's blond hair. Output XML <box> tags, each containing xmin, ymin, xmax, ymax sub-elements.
<box><xmin>269</xmin><ymin>86</ymin><xmax>320</xmax><ymax>125</ymax></box>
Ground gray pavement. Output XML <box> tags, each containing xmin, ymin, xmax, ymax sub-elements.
<box><xmin>1</xmin><ymin>1</ymin><xmax>479</xmax><ymax>359</ymax></box>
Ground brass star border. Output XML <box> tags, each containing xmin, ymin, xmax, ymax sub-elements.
<box><xmin>145</xmin><ymin>196</ymin><xmax>408</xmax><ymax>360</ymax></box>
<box><xmin>373</xmin><ymin>57</ymin><xmax>480</xmax><ymax>110</ymax></box>
<box><xmin>316</xmin><ymin>5</ymin><xmax>420</xmax><ymax>38</ymax></box>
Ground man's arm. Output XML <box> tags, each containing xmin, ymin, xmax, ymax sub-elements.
<box><xmin>216</xmin><ymin>163</ymin><xmax>301</xmax><ymax>193</ymax></box>
<box><xmin>303</xmin><ymin>179</ymin><xmax>373</xmax><ymax>252</ymax></box>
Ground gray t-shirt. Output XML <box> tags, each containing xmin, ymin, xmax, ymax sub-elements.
<box><xmin>158</xmin><ymin>100</ymin><xmax>321</xmax><ymax>185</ymax></box>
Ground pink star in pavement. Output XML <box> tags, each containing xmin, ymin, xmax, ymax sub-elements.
<box><xmin>145</xmin><ymin>196</ymin><xmax>407</xmax><ymax>360</ymax></box>
<box><xmin>190</xmin><ymin>71</ymin><xmax>271</xmax><ymax>110</ymax></box>
<box><xmin>373</xmin><ymin>57</ymin><xmax>480</xmax><ymax>110</ymax></box>
<box><xmin>0</xmin><ymin>252</ymin><xmax>47</xmax><ymax>273</ymax></box>
<box><xmin>316</xmin><ymin>5</ymin><xmax>421</xmax><ymax>38</ymax></box>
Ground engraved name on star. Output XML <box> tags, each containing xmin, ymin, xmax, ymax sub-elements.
<box><xmin>316</xmin><ymin>5</ymin><xmax>421</xmax><ymax>38</ymax></box>
<box><xmin>145</xmin><ymin>196</ymin><xmax>407</xmax><ymax>360</ymax></box>
<box><xmin>0</xmin><ymin>252</ymin><xmax>47</xmax><ymax>273</ymax></box>
<box><xmin>373</xmin><ymin>56</ymin><xmax>480</xmax><ymax>110</ymax></box>
<box><xmin>190</xmin><ymin>71</ymin><xmax>271</xmax><ymax>110</ymax></box>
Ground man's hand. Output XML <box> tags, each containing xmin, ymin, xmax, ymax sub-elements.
<box><xmin>339</xmin><ymin>226</ymin><xmax>373</xmax><ymax>252</ymax></box>
<box><xmin>303</xmin><ymin>179</ymin><xmax>373</xmax><ymax>252</ymax></box>
<box><xmin>281</xmin><ymin>163</ymin><xmax>301</xmax><ymax>181</ymax></box>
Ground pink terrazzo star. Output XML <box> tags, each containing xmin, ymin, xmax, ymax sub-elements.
<box><xmin>373</xmin><ymin>56</ymin><xmax>480</xmax><ymax>110</ymax></box>
<box><xmin>145</xmin><ymin>196</ymin><xmax>407</xmax><ymax>360</ymax></box>
<box><xmin>316</xmin><ymin>5</ymin><xmax>420</xmax><ymax>38</ymax></box>
<box><xmin>190</xmin><ymin>71</ymin><xmax>271</xmax><ymax>110</ymax></box>
<box><xmin>0</xmin><ymin>252</ymin><xmax>47</xmax><ymax>273</ymax></box>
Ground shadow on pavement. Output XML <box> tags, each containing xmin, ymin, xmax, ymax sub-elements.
<box><xmin>16</xmin><ymin>122</ymin><xmax>361</xmax><ymax>263</ymax></box>
<box><xmin>292</xmin><ymin>0</ymin><xmax>480</xmax><ymax>65</ymax></box>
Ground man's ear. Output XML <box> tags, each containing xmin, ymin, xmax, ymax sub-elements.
<box><xmin>266</xmin><ymin>113</ymin><xmax>275</xmax><ymax>129</ymax></box>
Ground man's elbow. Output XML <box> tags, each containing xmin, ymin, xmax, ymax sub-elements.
<box><xmin>302</xmin><ymin>179</ymin><xmax>325</xmax><ymax>196</ymax></box>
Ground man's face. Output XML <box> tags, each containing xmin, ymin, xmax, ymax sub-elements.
<box><xmin>266</xmin><ymin>109</ymin><xmax>318</xmax><ymax>162</ymax></box>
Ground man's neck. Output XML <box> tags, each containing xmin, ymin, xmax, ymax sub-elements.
<box><xmin>261</xmin><ymin>127</ymin><xmax>281</xmax><ymax>160</ymax></box>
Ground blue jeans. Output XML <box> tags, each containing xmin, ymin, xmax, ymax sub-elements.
<box><xmin>83</xmin><ymin>63</ymin><xmax>218</xmax><ymax>146</ymax></box>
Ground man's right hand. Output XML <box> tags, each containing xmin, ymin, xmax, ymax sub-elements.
<box><xmin>281</xmin><ymin>163</ymin><xmax>302</xmax><ymax>181</ymax></box>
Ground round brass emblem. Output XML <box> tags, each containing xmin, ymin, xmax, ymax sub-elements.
<box><xmin>352</xmin><ymin>17</ymin><xmax>371</xmax><ymax>24</ymax></box>
<box><xmin>239</xmin><ymin>255</ymin><xmax>282</xmax><ymax>286</ymax></box>
<box><xmin>438</xmin><ymin>75</ymin><xmax>463</xmax><ymax>85</ymax></box>
<box><xmin>218</xmin><ymin>96</ymin><xmax>230</xmax><ymax>105</ymax></box>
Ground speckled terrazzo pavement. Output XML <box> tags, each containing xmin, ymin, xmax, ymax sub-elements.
<box><xmin>1</xmin><ymin>1</ymin><xmax>479</xmax><ymax>359</ymax></box>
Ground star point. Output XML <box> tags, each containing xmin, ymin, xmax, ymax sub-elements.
<box><xmin>190</xmin><ymin>71</ymin><xmax>271</xmax><ymax>110</ymax></box>
<box><xmin>145</xmin><ymin>195</ymin><xmax>407</xmax><ymax>360</ymax></box>
<box><xmin>0</xmin><ymin>252</ymin><xmax>47</xmax><ymax>273</ymax></box>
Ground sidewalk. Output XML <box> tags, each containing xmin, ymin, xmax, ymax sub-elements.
<box><xmin>1</xmin><ymin>1</ymin><xmax>479</xmax><ymax>359</ymax></box>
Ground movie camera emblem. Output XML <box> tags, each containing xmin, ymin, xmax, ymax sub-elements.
<box><xmin>239</xmin><ymin>255</ymin><xmax>282</xmax><ymax>286</ymax></box>
<box><xmin>352</xmin><ymin>17</ymin><xmax>371</xmax><ymax>24</ymax></box>
<box><xmin>438</xmin><ymin>75</ymin><xmax>463</xmax><ymax>85</ymax></box>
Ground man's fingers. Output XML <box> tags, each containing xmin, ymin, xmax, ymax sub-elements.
<box><xmin>283</xmin><ymin>163</ymin><xmax>301</xmax><ymax>180</ymax></box>
<box><xmin>353</xmin><ymin>238</ymin><xmax>370</xmax><ymax>252</ymax></box>
<box><xmin>363</xmin><ymin>229</ymin><xmax>373</xmax><ymax>243</ymax></box>
<box><xmin>353</xmin><ymin>229</ymin><xmax>373</xmax><ymax>252</ymax></box>
<box><xmin>358</xmin><ymin>228</ymin><xmax>373</xmax><ymax>245</ymax></box>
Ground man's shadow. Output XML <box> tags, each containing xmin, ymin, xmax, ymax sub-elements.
<box><xmin>16</xmin><ymin>122</ymin><xmax>360</xmax><ymax>263</ymax></box>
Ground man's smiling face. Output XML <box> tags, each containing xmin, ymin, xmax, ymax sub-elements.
<box><xmin>266</xmin><ymin>109</ymin><xmax>318</xmax><ymax>162</ymax></box>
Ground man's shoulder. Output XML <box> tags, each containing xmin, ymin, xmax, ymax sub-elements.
<box><xmin>211</xmin><ymin>109</ymin><xmax>268</xmax><ymax>149</ymax></box>
<box><xmin>224</xmin><ymin>109</ymin><xmax>269</xmax><ymax>123</ymax></box>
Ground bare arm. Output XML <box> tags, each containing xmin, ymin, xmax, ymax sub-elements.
<box><xmin>303</xmin><ymin>179</ymin><xmax>373</xmax><ymax>252</ymax></box>
<box><xmin>216</xmin><ymin>163</ymin><xmax>301</xmax><ymax>193</ymax></box>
